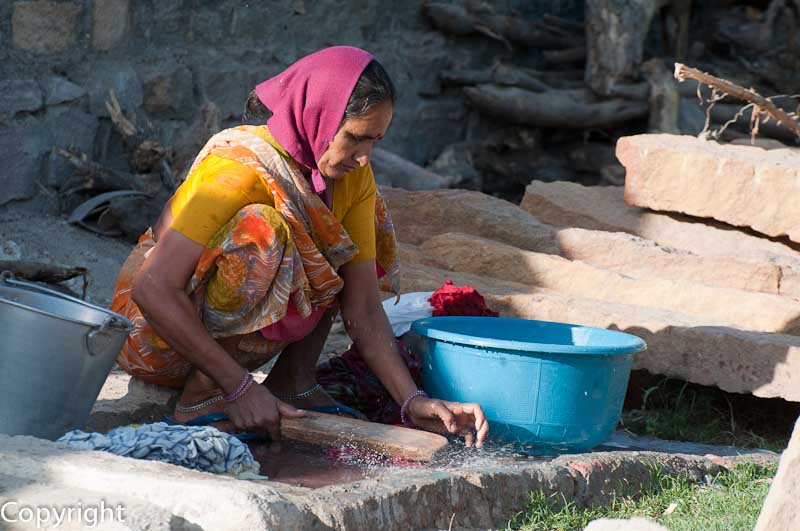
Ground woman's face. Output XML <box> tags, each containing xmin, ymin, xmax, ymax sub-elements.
<box><xmin>317</xmin><ymin>100</ymin><xmax>393</xmax><ymax>179</ymax></box>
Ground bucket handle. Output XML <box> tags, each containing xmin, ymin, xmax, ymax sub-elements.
<box><xmin>0</xmin><ymin>271</ymin><xmax>132</xmax><ymax>356</ymax></box>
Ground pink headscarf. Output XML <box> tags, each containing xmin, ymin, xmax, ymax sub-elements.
<box><xmin>254</xmin><ymin>46</ymin><xmax>374</xmax><ymax>194</ymax></box>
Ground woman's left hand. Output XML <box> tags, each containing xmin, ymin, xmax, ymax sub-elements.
<box><xmin>406</xmin><ymin>397</ymin><xmax>489</xmax><ymax>448</ymax></box>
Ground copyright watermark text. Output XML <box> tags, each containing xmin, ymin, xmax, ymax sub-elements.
<box><xmin>1</xmin><ymin>500</ymin><xmax>125</xmax><ymax>528</ymax></box>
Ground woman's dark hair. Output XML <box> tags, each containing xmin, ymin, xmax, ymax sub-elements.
<box><xmin>343</xmin><ymin>60</ymin><xmax>395</xmax><ymax>118</ymax></box>
<box><xmin>242</xmin><ymin>59</ymin><xmax>395</xmax><ymax>123</ymax></box>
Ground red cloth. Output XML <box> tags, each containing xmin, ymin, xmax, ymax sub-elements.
<box><xmin>429</xmin><ymin>280</ymin><xmax>499</xmax><ymax>317</ymax></box>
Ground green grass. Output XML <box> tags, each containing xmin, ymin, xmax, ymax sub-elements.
<box><xmin>620</xmin><ymin>377</ymin><xmax>797</xmax><ymax>452</ymax></box>
<box><xmin>507</xmin><ymin>462</ymin><xmax>776</xmax><ymax>531</ymax></box>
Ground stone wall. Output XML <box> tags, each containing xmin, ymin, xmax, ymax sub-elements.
<box><xmin>0</xmin><ymin>0</ymin><xmax>578</xmax><ymax>207</ymax></box>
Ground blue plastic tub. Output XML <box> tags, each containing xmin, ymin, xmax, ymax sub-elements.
<box><xmin>410</xmin><ymin>317</ymin><xmax>646</xmax><ymax>453</ymax></box>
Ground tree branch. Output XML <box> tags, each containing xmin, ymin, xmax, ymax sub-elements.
<box><xmin>674</xmin><ymin>62</ymin><xmax>800</xmax><ymax>138</ymax></box>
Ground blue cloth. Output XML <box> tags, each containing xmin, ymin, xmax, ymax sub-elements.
<box><xmin>57</xmin><ymin>422</ymin><xmax>260</xmax><ymax>477</ymax></box>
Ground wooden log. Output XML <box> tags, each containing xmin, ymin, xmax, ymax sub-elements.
<box><xmin>542</xmin><ymin>46</ymin><xmax>586</xmax><ymax>64</ymax></box>
<box><xmin>281</xmin><ymin>411</ymin><xmax>449</xmax><ymax>462</ymax></box>
<box><xmin>370</xmin><ymin>148</ymin><xmax>453</xmax><ymax>190</ymax></box>
<box><xmin>442</xmin><ymin>66</ymin><xmax>586</xmax><ymax>90</ymax></box>
<box><xmin>463</xmin><ymin>85</ymin><xmax>649</xmax><ymax>128</ymax></box>
<box><xmin>57</xmin><ymin>149</ymin><xmax>163</xmax><ymax>197</ymax></box>
<box><xmin>643</xmin><ymin>59</ymin><xmax>680</xmax><ymax>133</ymax></box>
<box><xmin>105</xmin><ymin>89</ymin><xmax>173</xmax><ymax>175</ymax></box>
<box><xmin>423</xmin><ymin>2</ymin><xmax>581</xmax><ymax>49</ymax></box>
<box><xmin>441</xmin><ymin>65</ymin><xmax>551</xmax><ymax>92</ymax></box>
<box><xmin>585</xmin><ymin>0</ymin><xmax>669</xmax><ymax>96</ymax></box>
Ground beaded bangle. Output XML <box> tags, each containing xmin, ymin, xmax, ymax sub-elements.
<box><xmin>400</xmin><ymin>389</ymin><xmax>428</xmax><ymax>427</ymax></box>
<box><xmin>224</xmin><ymin>372</ymin><xmax>255</xmax><ymax>403</ymax></box>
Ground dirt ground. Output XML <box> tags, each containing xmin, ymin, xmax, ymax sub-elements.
<box><xmin>0</xmin><ymin>199</ymin><xmax>134</xmax><ymax>307</ymax></box>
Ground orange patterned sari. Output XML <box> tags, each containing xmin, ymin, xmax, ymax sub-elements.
<box><xmin>110</xmin><ymin>127</ymin><xmax>399</xmax><ymax>388</ymax></box>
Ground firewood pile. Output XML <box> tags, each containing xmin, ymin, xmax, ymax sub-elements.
<box><xmin>55</xmin><ymin>92</ymin><xmax>222</xmax><ymax>242</ymax></box>
<box><xmin>423</xmin><ymin>0</ymin><xmax>800</xmax><ymax>201</ymax></box>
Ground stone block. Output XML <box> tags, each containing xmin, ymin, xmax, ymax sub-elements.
<box><xmin>381</xmin><ymin>186</ymin><xmax>559</xmax><ymax>252</ymax></box>
<box><xmin>195</xmin><ymin>61</ymin><xmax>261</xmax><ymax>120</ymax></box>
<box><xmin>140</xmin><ymin>60</ymin><xmax>195</xmax><ymax>120</ymax></box>
<box><xmin>420</xmin><ymin>232</ymin><xmax>800</xmax><ymax>334</ymax></box>
<box><xmin>398</xmin><ymin>261</ymin><xmax>800</xmax><ymax>401</ymax></box>
<box><xmin>11</xmin><ymin>1</ymin><xmax>81</xmax><ymax>54</ymax></box>
<box><xmin>0</xmin><ymin>117</ymin><xmax>48</xmax><ymax>205</ymax></box>
<box><xmin>40</xmin><ymin>107</ymin><xmax>98</xmax><ymax>189</ymax></box>
<box><xmin>619</xmin><ymin>134</ymin><xmax>800</xmax><ymax>242</ymax></box>
<box><xmin>42</xmin><ymin>75</ymin><xmax>86</xmax><ymax>106</ymax></box>
<box><xmin>0</xmin><ymin>79</ymin><xmax>42</xmax><ymax>122</ymax></box>
<box><xmin>92</xmin><ymin>0</ymin><xmax>129</xmax><ymax>51</ymax></box>
<box><xmin>88</xmin><ymin>62</ymin><xmax>143</xmax><ymax>117</ymax></box>
<box><xmin>755</xmin><ymin>417</ymin><xmax>800</xmax><ymax>531</ymax></box>
<box><xmin>520</xmin><ymin>181</ymin><xmax>800</xmax><ymax>298</ymax></box>
<box><xmin>555</xmin><ymin>227</ymin><xmax>783</xmax><ymax>296</ymax></box>
<box><xmin>0</xmin><ymin>435</ymin><xmax>310</xmax><ymax>529</ymax></box>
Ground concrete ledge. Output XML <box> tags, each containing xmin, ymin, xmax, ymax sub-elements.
<box><xmin>20</xmin><ymin>373</ymin><xmax>769</xmax><ymax>530</ymax></box>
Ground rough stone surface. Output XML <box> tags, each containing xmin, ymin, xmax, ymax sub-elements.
<box><xmin>380</xmin><ymin>186</ymin><xmax>559</xmax><ymax>252</ymax></box>
<box><xmin>195</xmin><ymin>59</ymin><xmax>265</xmax><ymax>121</ymax></box>
<box><xmin>520</xmin><ymin>181</ymin><xmax>800</xmax><ymax>298</ymax></box>
<box><xmin>397</xmin><ymin>260</ymin><xmax>800</xmax><ymax>401</ymax></box>
<box><xmin>0</xmin><ymin>428</ymin><xmax>768</xmax><ymax>531</ymax></box>
<box><xmin>87</xmin><ymin>61</ymin><xmax>143</xmax><ymax>118</ymax></box>
<box><xmin>419</xmin><ymin>233</ymin><xmax>800</xmax><ymax>334</ymax></box>
<box><xmin>92</xmin><ymin>0</ymin><xmax>130</xmax><ymax>51</ymax></box>
<box><xmin>584</xmin><ymin>518</ymin><xmax>667</xmax><ymax>531</ymax></box>
<box><xmin>555</xmin><ymin>227</ymin><xmax>783</xmax><ymax>296</ymax></box>
<box><xmin>42</xmin><ymin>75</ymin><xmax>86</xmax><ymax>106</ymax></box>
<box><xmin>0</xmin><ymin>78</ymin><xmax>42</xmax><ymax>121</ymax></box>
<box><xmin>140</xmin><ymin>59</ymin><xmax>195</xmax><ymax>120</ymax></box>
<box><xmin>0</xmin><ymin>201</ymin><xmax>131</xmax><ymax>305</ymax></box>
<box><xmin>391</xmin><ymin>187</ymin><xmax>785</xmax><ymax>297</ymax></box>
<box><xmin>11</xmin><ymin>1</ymin><xmax>81</xmax><ymax>53</ymax></box>
<box><xmin>755</xmin><ymin>417</ymin><xmax>800</xmax><ymax>531</ymax></box>
<box><xmin>0</xmin><ymin>117</ymin><xmax>46</xmax><ymax>204</ymax></box>
<box><xmin>619</xmin><ymin>134</ymin><xmax>800</xmax><ymax>243</ymax></box>
<box><xmin>0</xmin><ymin>435</ymin><xmax>309</xmax><ymax>529</ymax></box>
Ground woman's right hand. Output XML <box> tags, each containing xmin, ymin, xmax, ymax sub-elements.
<box><xmin>224</xmin><ymin>384</ymin><xmax>306</xmax><ymax>441</ymax></box>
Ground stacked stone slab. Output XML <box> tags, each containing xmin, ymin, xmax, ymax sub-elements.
<box><xmin>396</xmin><ymin>259</ymin><xmax>800</xmax><ymax>401</ymax></box>
<box><xmin>520</xmin><ymin>180</ymin><xmax>800</xmax><ymax>299</ymax></box>
<box><xmin>618</xmin><ymin>134</ymin><xmax>800</xmax><ymax>243</ymax></box>
<box><xmin>384</xmin><ymin>187</ymin><xmax>786</xmax><ymax>297</ymax></box>
<box><xmin>383</xmin><ymin>183</ymin><xmax>800</xmax><ymax>402</ymax></box>
<box><xmin>418</xmin><ymin>233</ymin><xmax>800</xmax><ymax>334</ymax></box>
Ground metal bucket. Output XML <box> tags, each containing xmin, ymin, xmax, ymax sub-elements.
<box><xmin>0</xmin><ymin>272</ymin><xmax>132</xmax><ymax>439</ymax></box>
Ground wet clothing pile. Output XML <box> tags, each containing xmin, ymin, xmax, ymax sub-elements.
<box><xmin>317</xmin><ymin>280</ymin><xmax>498</xmax><ymax>424</ymax></box>
<box><xmin>57</xmin><ymin>422</ymin><xmax>261</xmax><ymax>477</ymax></box>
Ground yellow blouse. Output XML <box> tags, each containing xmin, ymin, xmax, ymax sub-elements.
<box><xmin>169</xmin><ymin>126</ymin><xmax>377</xmax><ymax>263</ymax></box>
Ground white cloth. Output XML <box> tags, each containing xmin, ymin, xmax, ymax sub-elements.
<box><xmin>382</xmin><ymin>291</ymin><xmax>434</xmax><ymax>337</ymax></box>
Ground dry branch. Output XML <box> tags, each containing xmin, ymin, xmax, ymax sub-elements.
<box><xmin>58</xmin><ymin>149</ymin><xmax>162</xmax><ymax>196</ymax></box>
<box><xmin>463</xmin><ymin>85</ymin><xmax>649</xmax><ymax>128</ymax></box>
<box><xmin>674</xmin><ymin>62</ymin><xmax>800</xmax><ymax>138</ymax></box>
<box><xmin>0</xmin><ymin>261</ymin><xmax>88</xmax><ymax>299</ymax></box>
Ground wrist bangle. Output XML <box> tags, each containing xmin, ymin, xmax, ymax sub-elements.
<box><xmin>400</xmin><ymin>389</ymin><xmax>428</xmax><ymax>427</ymax></box>
<box><xmin>224</xmin><ymin>372</ymin><xmax>255</xmax><ymax>403</ymax></box>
